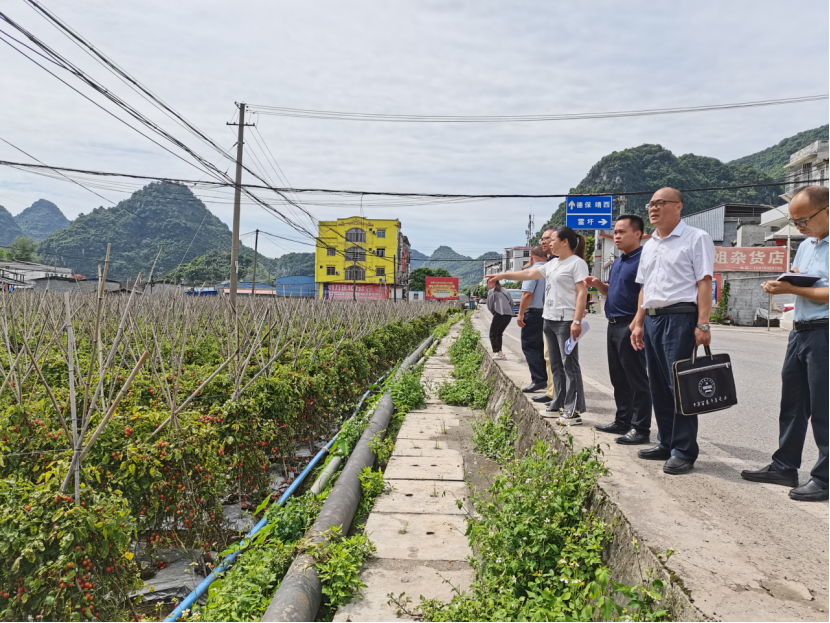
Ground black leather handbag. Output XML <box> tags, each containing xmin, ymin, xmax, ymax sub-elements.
<box><xmin>672</xmin><ymin>345</ymin><xmax>737</xmax><ymax>416</ymax></box>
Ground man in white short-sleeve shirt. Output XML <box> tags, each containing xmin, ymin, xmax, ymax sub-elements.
<box><xmin>630</xmin><ymin>187</ymin><xmax>714</xmax><ymax>476</ymax></box>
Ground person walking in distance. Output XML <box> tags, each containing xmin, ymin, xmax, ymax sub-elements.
<box><xmin>585</xmin><ymin>215</ymin><xmax>653</xmax><ymax>444</ymax></box>
<box><xmin>630</xmin><ymin>188</ymin><xmax>714</xmax><ymax>475</ymax></box>
<box><xmin>741</xmin><ymin>185</ymin><xmax>829</xmax><ymax>501</ymax></box>
<box><xmin>516</xmin><ymin>246</ymin><xmax>548</xmax><ymax>393</ymax></box>
<box><xmin>488</xmin><ymin>227</ymin><xmax>588</xmax><ymax>425</ymax></box>
<box><xmin>486</xmin><ymin>280</ymin><xmax>514</xmax><ymax>360</ymax></box>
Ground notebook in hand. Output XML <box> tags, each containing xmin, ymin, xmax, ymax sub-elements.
<box><xmin>776</xmin><ymin>273</ymin><xmax>821</xmax><ymax>287</ymax></box>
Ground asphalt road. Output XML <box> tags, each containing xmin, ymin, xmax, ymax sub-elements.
<box><xmin>493</xmin><ymin>311</ymin><xmax>819</xmax><ymax>487</ymax></box>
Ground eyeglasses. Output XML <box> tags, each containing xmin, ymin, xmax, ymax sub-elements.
<box><xmin>647</xmin><ymin>200</ymin><xmax>681</xmax><ymax>209</ymax></box>
<box><xmin>787</xmin><ymin>206</ymin><xmax>827</xmax><ymax>228</ymax></box>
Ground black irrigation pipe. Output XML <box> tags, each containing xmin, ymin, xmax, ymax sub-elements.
<box><xmin>261</xmin><ymin>334</ymin><xmax>435</xmax><ymax>622</ymax></box>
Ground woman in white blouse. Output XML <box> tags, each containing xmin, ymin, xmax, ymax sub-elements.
<box><xmin>487</xmin><ymin>227</ymin><xmax>589</xmax><ymax>425</ymax></box>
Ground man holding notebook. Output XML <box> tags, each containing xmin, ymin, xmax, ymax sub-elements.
<box><xmin>742</xmin><ymin>185</ymin><xmax>829</xmax><ymax>502</ymax></box>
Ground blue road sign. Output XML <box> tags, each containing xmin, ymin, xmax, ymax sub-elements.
<box><xmin>565</xmin><ymin>195</ymin><xmax>613</xmax><ymax>230</ymax></box>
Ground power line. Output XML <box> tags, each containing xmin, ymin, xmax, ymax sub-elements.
<box><xmin>247</xmin><ymin>94</ymin><xmax>829</xmax><ymax>123</ymax></box>
<box><xmin>0</xmin><ymin>158</ymin><xmax>798</xmax><ymax>198</ymax></box>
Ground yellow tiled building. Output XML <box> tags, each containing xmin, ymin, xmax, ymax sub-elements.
<box><xmin>314</xmin><ymin>217</ymin><xmax>410</xmax><ymax>299</ymax></box>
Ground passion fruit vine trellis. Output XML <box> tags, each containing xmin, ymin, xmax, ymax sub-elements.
<box><xmin>0</xmin><ymin>282</ymin><xmax>444</xmax><ymax>502</ymax></box>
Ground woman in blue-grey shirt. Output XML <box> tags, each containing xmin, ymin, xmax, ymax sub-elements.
<box><xmin>487</xmin><ymin>281</ymin><xmax>514</xmax><ymax>360</ymax></box>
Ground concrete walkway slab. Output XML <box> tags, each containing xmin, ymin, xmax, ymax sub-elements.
<box><xmin>394</xmin><ymin>438</ymin><xmax>449</xmax><ymax>454</ymax></box>
<box><xmin>373</xmin><ymin>480</ymin><xmax>468</xmax><ymax>515</ymax></box>
<box><xmin>384</xmin><ymin>455</ymin><xmax>464</xmax><ymax>481</ymax></box>
<box><xmin>403</xmin><ymin>416</ymin><xmax>460</xmax><ymax>427</ymax></box>
<box><xmin>333</xmin><ymin>560</ymin><xmax>474</xmax><ymax>622</ymax></box>
<box><xmin>396</xmin><ymin>423</ymin><xmax>446</xmax><ymax>439</ymax></box>
<box><xmin>365</xmin><ymin>512</ymin><xmax>471</xmax><ymax>560</ymax></box>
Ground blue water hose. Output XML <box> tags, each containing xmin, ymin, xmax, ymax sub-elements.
<box><xmin>163</xmin><ymin>375</ymin><xmax>387</xmax><ymax>621</ymax></box>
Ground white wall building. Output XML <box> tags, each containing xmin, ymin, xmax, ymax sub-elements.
<box><xmin>784</xmin><ymin>140</ymin><xmax>828</xmax><ymax>195</ymax></box>
<box><xmin>502</xmin><ymin>246</ymin><xmax>531</xmax><ymax>272</ymax></box>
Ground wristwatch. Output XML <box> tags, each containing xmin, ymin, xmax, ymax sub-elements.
<box><xmin>572</xmin><ymin>320</ymin><xmax>581</xmax><ymax>325</ymax></box>
<box><xmin>696</xmin><ymin>324</ymin><xmax>710</xmax><ymax>331</ymax></box>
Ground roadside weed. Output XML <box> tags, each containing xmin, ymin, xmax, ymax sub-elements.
<box><xmin>471</xmin><ymin>403</ymin><xmax>517</xmax><ymax>462</ymax></box>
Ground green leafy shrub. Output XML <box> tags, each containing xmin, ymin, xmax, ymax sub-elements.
<box><xmin>438</xmin><ymin>317</ymin><xmax>492</xmax><ymax>409</ymax></box>
<box><xmin>416</xmin><ymin>441</ymin><xmax>610</xmax><ymax>621</ymax></box>
<box><xmin>198</xmin><ymin>493</ymin><xmax>323</xmax><ymax>622</ymax></box>
<box><xmin>314</xmin><ymin>529</ymin><xmax>376</xmax><ymax>612</ymax></box>
<box><xmin>409</xmin><ymin>440</ymin><xmax>674</xmax><ymax>621</ymax></box>
<box><xmin>389</xmin><ymin>370</ymin><xmax>426</xmax><ymax>413</ymax></box>
<box><xmin>471</xmin><ymin>404</ymin><xmax>517</xmax><ymax>462</ymax></box>
<box><xmin>0</xmin><ymin>476</ymin><xmax>140</xmax><ymax>622</ymax></box>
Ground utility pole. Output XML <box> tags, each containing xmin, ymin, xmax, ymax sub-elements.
<box><xmin>226</xmin><ymin>102</ymin><xmax>254</xmax><ymax>308</ymax></box>
<box><xmin>251</xmin><ymin>229</ymin><xmax>259</xmax><ymax>297</ymax></box>
<box><xmin>393</xmin><ymin>254</ymin><xmax>397</xmax><ymax>302</ymax></box>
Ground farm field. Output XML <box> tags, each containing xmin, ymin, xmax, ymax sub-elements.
<box><xmin>0</xmin><ymin>291</ymin><xmax>454</xmax><ymax>621</ymax></box>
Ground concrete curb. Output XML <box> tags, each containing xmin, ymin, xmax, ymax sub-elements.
<box><xmin>261</xmin><ymin>335</ymin><xmax>434</xmax><ymax>622</ymax></box>
<box><xmin>477</xmin><ymin>345</ymin><xmax>711</xmax><ymax>622</ymax></box>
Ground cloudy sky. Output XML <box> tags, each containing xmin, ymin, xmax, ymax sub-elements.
<box><xmin>1</xmin><ymin>0</ymin><xmax>827</xmax><ymax>259</ymax></box>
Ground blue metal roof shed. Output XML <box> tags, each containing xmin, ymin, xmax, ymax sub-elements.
<box><xmin>274</xmin><ymin>276</ymin><xmax>315</xmax><ymax>298</ymax></box>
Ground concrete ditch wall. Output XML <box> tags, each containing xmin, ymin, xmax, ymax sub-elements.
<box><xmin>477</xmin><ymin>349</ymin><xmax>709</xmax><ymax>622</ymax></box>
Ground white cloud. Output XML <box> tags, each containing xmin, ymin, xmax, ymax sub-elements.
<box><xmin>0</xmin><ymin>0</ymin><xmax>826</xmax><ymax>257</ymax></box>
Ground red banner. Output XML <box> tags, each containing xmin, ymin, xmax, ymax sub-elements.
<box><xmin>713</xmin><ymin>247</ymin><xmax>787</xmax><ymax>272</ymax></box>
<box><xmin>425</xmin><ymin>277</ymin><xmax>459</xmax><ymax>300</ymax></box>
<box><xmin>324</xmin><ymin>283</ymin><xmax>388</xmax><ymax>300</ymax></box>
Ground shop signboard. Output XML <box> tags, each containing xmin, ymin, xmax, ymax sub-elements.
<box><xmin>425</xmin><ymin>277</ymin><xmax>459</xmax><ymax>300</ymax></box>
<box><xmin>324</xmin><ymin>283</ymin><xmax>388</xmax><ymax>300</ymax></box>
<box><xmin>713</xmin><ymin>248</ymin><xmax>787</xmax><ymax>273</ymax></box>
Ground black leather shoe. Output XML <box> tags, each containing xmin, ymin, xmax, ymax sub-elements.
<box><xmin>663</xmin><ymin>456</ymin><xmax>694</xmax><ymax>475</ymax></box>
<box><xmin>531</xmin><ymin>395</ymin><xmax>552</xmax><ymax>403</ymax></box>
<box><xmin>740</xmin><ymin>463</ymin><xmax>798</xmax><ymax>488</ymax></box>
<box><xmin>595</xmin><ymin>422</ymin><xmax>629</xmax><ymax>435</ymax></box>
<box><xmin>616</xmin><ymin>429</ymin><xmax>650</xmax><ymax>445</ymax></box>
<box><xmin>789</xmin><ymin>479</ymin><xmax>829</xmax><ymax>502</ymax></box>
<box><xmin>522</xmin><ymin>381</ymin><xmax>547</xmax><ymax>393</ymax></box>
<box><xmin>637</xmin><ymin>445</ymin><xmax>671</xmax><ymax>461</ymax></box>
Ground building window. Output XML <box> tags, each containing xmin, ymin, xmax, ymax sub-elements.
<box><xmin>375</xmin><ymin>248</ymin><xmax>386</xmax><ymax>257</ymax></box>
<box><xmin>523</xmin><ymin>250</ymin><xmax>530</xmax><ymax>257</ymax></box>
<box><xmin>345</xmin><ymin>246</ymin><xmax>366</xmax><ymax>262</ymax></box>
<box><xmin>326</xmin><ymin>247</ymin><xmax>335</xmax><ymax>257</ymax></box>
<box><xmin>346</xmin><ymin>228</ymin><xmax>366</xmax><ymax>242</ymax></box>
<box><xmin>375</xmin><ymin>267</ymin><xmax>386</xmax><ymax>276</ymax></box>
<box><xmin>326</xmin><ymin>266</ymin><xmax>336</xmax><ymax>276</ymax></box>
<box><xmin>376</xmin><ymin>229</ymin><xmax>386</xmax><ymax>238</ymax></box>
<box><xmin>345</xmin><ymin>265</ymin><xmax>365</xmax><ymax>281</ymax></box>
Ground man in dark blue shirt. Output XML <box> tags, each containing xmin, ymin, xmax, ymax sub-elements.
<box><xmin>585</xmin><ymin>215</ymin><xmax>652</xmax><ymax>444</ymax></box>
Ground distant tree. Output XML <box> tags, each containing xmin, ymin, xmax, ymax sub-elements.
<box><xmin>584</xmin><ymin>236</ymin><xmax>595</xmax><ymax>270</ymax></box>
<box><xmin>165</xmin><ymin>250</ymin><xmax>251</xmax><ymax>284</ymax></box>
<box><xmin>409</xmin><ymin>267</ymin><xmax>452</xmax><ymax>292</ymax></box>
<box><xmin>8</xmin><ymin>236</ymin><xmax>38</xmax><ymax>262</ymax></box>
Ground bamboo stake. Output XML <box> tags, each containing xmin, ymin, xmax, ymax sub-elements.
<box><xmin>61</xmin><ymin>350</ymin><xmax>149</xmax><ymax>493</ymax></box>
<box><xmin>65</xmin><ymin>293</ymin><xmax>80</xmax><ymax>505</ymax></box>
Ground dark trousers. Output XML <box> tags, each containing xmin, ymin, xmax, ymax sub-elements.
<box><xmin>521</xmin><ymin>309</ymin><xmax>546</xmax><ymax>384</ymax></box>
<box><xmin>607</xmin><ymin>319</ymin><xmax>652</xmax><ymax>433</ymax></box>
<box><xmin>772</xmin><ymin>327</ymin><xmax>829</xmax><ymax>488</ymax></box>
<box><xmin>489</xmin><ymin>313</ymin><xmax>512</xmax><ymax>352</ymax></box>
<box><xmin>643</xmin><ymin>312</ymin><xmax>699</xmax><ymax>460</ymax></box>
<box><xmin>543</xmin><ymin>319</ymin><xmax>586</xmax><ymax>413</ymax></box>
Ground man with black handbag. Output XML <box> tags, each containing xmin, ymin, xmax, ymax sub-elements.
<box><xmin>630</xmin><ymin>187</ymin><xmax>714</xmax><ymax>475</ymax></box>
<box><xmin>742</xmin><ymin>185</ymin><xmax>829</xmax><ymax>502</ymax></box>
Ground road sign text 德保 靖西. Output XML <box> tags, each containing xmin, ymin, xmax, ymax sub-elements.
<box><xmin>565</xmin><ymin>196</ymin><xmax>613</xmax><ymax>230</ymax></box>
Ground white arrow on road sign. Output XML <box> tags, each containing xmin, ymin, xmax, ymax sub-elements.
<box><xmin>568</xmin><ymin>200</ymin><xmax>575</xmax><ymax>208</ymax></box>
<box><xmin>598</xmin><ymin>219</ymin><xmax>608</xmax><ymax>225</ymax></box>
